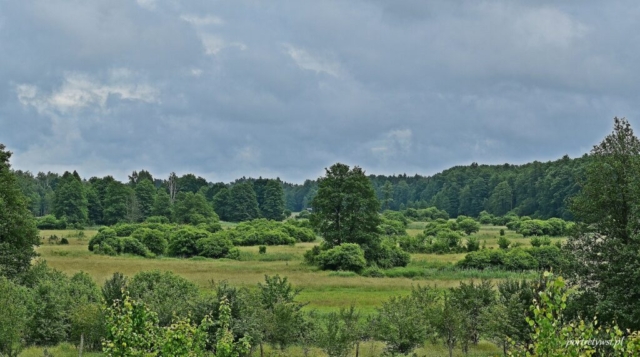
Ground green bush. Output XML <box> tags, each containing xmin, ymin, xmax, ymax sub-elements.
<box><xmin>36</xmin><ymin>214</ymin><xmax>67</xmax><ymax>230</ymax></box>
<box><xmin>528</xmin><ymin>245</ymin><xmax>565</xmax><ymax>270</ymax></box>
<box><xmin>317</xmin><ymin>243</ymin><xmax>367</xmax><ymax>272</ymax></box>
<box><xmin>361</xmin><ymin>266</ymin><xmax>385</xmax><ymax>277</ymax></box>
<box><xmin>132</xmin><ymin>228</ymin><xmax>168</xmax><ymax>256</ymax></box>
<box><xmin>458</xmin><ymin>218</ymin><xmax>481</xmax><ymax>235</ymax></box>
<box><xmin>145</xmin><ymin>216</ymin><xmax>170</xmax><ymax>224</ymax></box>
<box><xmin>504</xmin><ymin>248</ymin><xmax>538</xmax><ymax>271</ymax></box>
<box><xmin>497</xmin><ymin>236</ymin><xmax>511</xmax><ymax>249</ymax></box>
<box><xmin>373</xmin><ymin>240</ymin><xmax>411</xmax><ymax>269</ymax></box>
<box><xmin>196</xmin><ymin>235</ymin><xmax>236</xmax><ymax>259</ymax></box>
<box><xmin>466</xmin><ymin>236</ymin><xmax>480</xmax><ymax>252</ymax></box>
<box><xmin>59</xmin><ymin>237</ymin><xmax>69</xmax><ymax>245</ymax></box>
<box><xmin>113</xmin><ymin>223</ymin><xmax>138</xmax><ymax>237</ymax></box>
<box><xmin>500</xmin><ymin>228</ymin><xmax>505</xmax><ymax>236</ymax></box>
<box><xmin>128</xmin><ymin>270</ymin><xmax>199</xmax><ymax>326</ymax></box>
<box><xmin>120</xmin><ymin>237</ymin><xmax>152</xmax><ymax>257</ymax></box>
<box><xmin>88</xmin><ymin>228</ymin><xmax>117</xmax><ymax>251</ymax></box>
<box><xmin>168</xmin><ymin>227</ymin><xmax>212</xmax><ymax>258</ymax></box>
<box><xmin>259</xmin><ymin>245</ymin><xmax>267</xmax><ymax>254</ymax></box>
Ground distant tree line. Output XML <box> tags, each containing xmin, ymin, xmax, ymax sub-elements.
<box><xmin>13</xmin><ymin>170</ymin><xmax>289</xmax><ymax>226</ymax></box>
<box><xmin>13</xmin><ymin>154</ymin><xmax>586</xmax><ymax>226</ymax></box>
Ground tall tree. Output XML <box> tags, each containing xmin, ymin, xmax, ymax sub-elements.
<box><xmin>134</xmin><ymin>179</ymin><xmax>156</xmax><ymax>220</ymax></box>
<box><xmin>0</xmin><ymin>144</ymin><xmax>40</xmax><ymax>279</ymax></box>
<box><xmin>566</xmin><ymin>117</ymin><xmax>640</xmax><ymax>330</ymax></box>
<box><xmin>212</xmin><ymin>187</ymin><xmax>232</xmax><ymax>221</ymax></box>
<box><xmin>102</xmin><ymin>181</ymin><xmax>132</xmax><ymax>225</ymax></box>
<box><xmin>487</xmin><ymin>181</ymin><xmax>513</xmax><ymax>216</ymax></box>
<box><xmin>381</xmin><ymin>180</ymin><xmax>394</xmax><ymax>211</ymax></box>
<box><xmin>53</xmin><ymin>171</ymin><xmax>88</xmax><ymax>224</ymax></box>
<box><xmin>260</xmin><ymin>180</ymin><xmax>285</xmax><ymax>221</ymax></box>
<box><xmin>172</xmin><ymin>192</ymin><xmax>218</xmax><ymax>224</ymax></box>
<box><xmin>229</xmin><ymin>183</ymin><xmax>260</xmax><ymax>222</ymax></box>
<box><xmin>86</xmin><ymin>185</ymin><xmax>103</xmax><ymax>224</ymax></box>
<box><xmin>151</xmin><ymin>189</ymin><xmax>172</xmax><ymax>219</ymax></box>
<box><xmin>310</xmin><ymin>163</ymin><xmax>381</xmax><ymax>258</ymax></box>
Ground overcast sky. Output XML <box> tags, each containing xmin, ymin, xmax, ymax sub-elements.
<box><xmin>2</xmin><ymin>1</ymin><xmax>639</xmax><ymax>183</ymax></box>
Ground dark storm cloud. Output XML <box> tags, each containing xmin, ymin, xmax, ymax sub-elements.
<box><xmin>2</xmin><ymin>0</ymin><xmax>640</xmax><ymax>182</ymax></box>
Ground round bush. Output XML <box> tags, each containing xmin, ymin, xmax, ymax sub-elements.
<box><xmin>132</xmin><ymin>228</ymin><xmax>168</xmax><ymax>256</ymax></box>
<box><xmin>317</xmin><ymin>243</ymin><xmax>367</xmax><ymax>272</ymax></box>
<box><xmin>168</xmin><ymin>227</ymin><xmax>212</xmax><ymax>257</ymax></box>
<box><xmin>504</xmin><ymin>249</ymin><xmax>538</xmax><ymax>271</ymax></box>
<box><xmin>88</xmin><ymin>228</ymin><xmax>117</xmax><ymax>251</ymax></box>
<box><xmin>120</xmin><ymin>237</ymin><xmax>152</xmax><ymax>257</ymax></box>
<box><xmin>196</xmin><ymin>235</ymin><xmax>235</xmax><ymax>259</ymax></box>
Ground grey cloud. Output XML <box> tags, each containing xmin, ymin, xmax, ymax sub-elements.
<box><xmin>2</xmin><ymin>0</ymin><xmax>640</xmax><ymax>182</ymax></box>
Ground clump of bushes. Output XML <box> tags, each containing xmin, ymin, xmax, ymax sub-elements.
<box><xmin>457</xmin><ymin>245</ymin><xmax>566</xmax><ymax>271</ymax></box>
<box><xmin>36</xmin><ymin>215</ymin><xmax>67</xmax><ymax>230</ymax></box>
<box><xmin>401</xmin><ymin>207</ymin><xmax>449</xmax><ymax>221</ymax></box>
<box><xmin>224</xmin><ymin>219</ymin><xmax>315</xmax><ymax>246</ymax></box>
<box><xmin>316</xmin><ymin>243</ymin><xmax>367</xmax><ymax>272</ymax></box>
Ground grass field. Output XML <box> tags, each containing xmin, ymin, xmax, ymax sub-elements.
<box><xmin>35</xmin><ymin>224</ymin><xmax>559</xmax><ymax>313</ymax></box>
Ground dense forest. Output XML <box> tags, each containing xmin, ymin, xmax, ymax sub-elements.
<box><xmin>12</xmin><ymin>154</ymin><xmax>586</xmax><ymax>226</ymax></box>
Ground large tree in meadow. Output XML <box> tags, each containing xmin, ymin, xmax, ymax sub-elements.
<box><xmin>310</xmin><ymin>163</ymin><xmax>381</xmax><ymax>256</ymax></box>
<box><xmin>566</xmin><ymin>117</ymin><xmax>640</xmax><ymax>330</ymax></box>
<box><xmin>0</xmin><ymin>144</ymin><xmax>40</xmax><ymax>280</ymax></box>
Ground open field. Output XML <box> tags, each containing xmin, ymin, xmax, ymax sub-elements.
<box><xmin>35</xmin><ymin>224</ymin><xmax>562</xmax><ymax>313</ymax></box>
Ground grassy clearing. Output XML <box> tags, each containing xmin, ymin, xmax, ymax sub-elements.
<box><xmin>34</xmin><ymin>225</ymin><xmax>559</xmax><ymax>313</ymax></box>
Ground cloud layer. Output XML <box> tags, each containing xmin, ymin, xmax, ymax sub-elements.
<box><xmin>2</xmin><ymin>0</ymin><xmax>639</xmax><ymax>182</ymax></box>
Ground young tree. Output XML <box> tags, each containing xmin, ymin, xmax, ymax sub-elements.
<box><xmin>316</xmin><ymin>306</ymin><xmax>361</xmax><ymax>357</ymax></box>
<box><xmin>381</xmin><ymin>180</ymin><xmax>394</xmax><ymax>211</ymax></box>
<box><xmin>458</xmin><ymin>218</ymin><xmax>481</xmax><ymax>235</ymax></box>
<box><xmin>566</xmin><ymin>117</ymin><xmax>640</xmax><ymax>330</ymax></box>
<box><xmin>310</xmin><ymin>163</ymin><xmax>381</xmax><ymax>260</ymax></box>
<box><xmin>172</xmin><ymin>192</ymin><xmax>218</xmax><ymax>224</ymax></box>
<box><xmin>437</xmin><ymin>292</ymin><xmax>464</xmax><ymax>357</ymax></box>
<box><xmin>0</xmin><ymin>144</ymin><xmax>40</xmax><ymax>279</ymax></box>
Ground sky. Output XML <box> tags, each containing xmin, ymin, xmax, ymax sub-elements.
<box><xmin>2</xmin><ymin>0</ymin><xmax>640</xmax><ymax>183</ymax></box>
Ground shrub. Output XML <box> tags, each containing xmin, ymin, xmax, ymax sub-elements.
<box><xmin>259</xmin><ymin>245</ymin><xmax>267</xmax><ymax>254</ymax></box>
<box><xmin>297</xmin><ymin>210</ymin><xmax>311</xmax><ymax>219</ymax></box>
<box><xmin>497</xmin><ymin>236</ymin><xmax>511</xmax><ymax>250</ymax></box>
<box><xmin>196</xmin><ymin>236</ymin><xmax>235</xmax><ymax>259</ymax></box>
<box><xmin>120</xmin><ymin>237</ymin><xmax>152</xmax><ymax>257</ymax></box>
<box><xmin>113</xmin><ymin>223</ymin><xmax>138</xmax><ymax>237</ymax></box>
<box><xmin>530</xmin><ymin>236</ymin><xmax>542</xmax><ymax>247</ymax></box>
<box><xmin>88</xmin><ymin>228</ymin><xmax>117</xmax><ymax>251</ymax></box>
<box><xmin>59</xmin><ymin>237</ymin><xmax>69</xmax><ymax>245</ymax></box>
<box><xmin>196</xmin><ymin>220</ymin><xmax>223</xmax><ymax>234</ymax></box>
<box><xmin>145</xmin><ymin>216</ymin><xmax>170</xmax><ymax>224</ymax></box>
<box><xmin>528</xmin><ymin>245</ymin><xmax>565</xmax><ymax>270</ymax></box>
<box><xmin>283</xmin><ymin>224</ymin><xmax>316</xmax><ymax>242</ymax></box>
<box><xmin>373</xmin><ymin>240</ymin><xmax>411</xmax><ymax>269</ymax></box>
<box><xmin>95</xmin><ymin>243</ymin><xmax>117</xmax><ymax>256</ymax></box>
<box><xmin>478</xmin><ymin>211</ymin><xmax>493</xmax><ymax>224</ymax></box>
<box><xmin>500</xmin><ymin>228</ymin><xmax>505</xmax><ymax>236</ymax></box>
<box><xmin>132</xmin><ymin>228</ymin><xmax>168</xmax><ymax>256</ymax></box>
<box><xmin>466</xmin><ymin>236</ymin><xmax>480</xmax><ymax>252</ymax></box>
<box><xmin>317</xmin><ymin>244</ymin><xmax>367</xmax><ymax>272</ymax></box>
<box><xmin>303</xmin><ymin>245</ymin><xmax>323</xmax><ymax>265</ymax></box>
<box><xmin>458</xmin><ymin>218</ymin><xmax>481</xmax><ymax>235</ymax></box>
<box><xmin>36</xmin><ymin>214</ymin><xmax>67</xmax><ymax>230</ymax></box>
<box><xmin>168</xmin><ymin>227</ymin><xmax>212</xmax><ymax>258</ymax></box>
<box><xmin>382</xmin><ymin>210</ymin><xmax>409</xmax><ymax>226</ymax></box>
<box><xmin>504</xmin><ymin>249</ymin><xmax>538</xmax><ymax>271</ymax></box>
<box><xmin>0</xmin><ymin>276</ymin><xmax>33</xmax><ymax>357</ymax></box>
<box><xmin>128</xmin><ymin>270</ymin><xmax>199</xmax><ymax>326</ymax></box>
<box><xmin>361</xmin><ymin>266</ymin><xmax>385</xmax><ymax>277</ymax></box>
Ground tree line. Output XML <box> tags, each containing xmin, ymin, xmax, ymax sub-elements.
<box><xmin>13</xmin><ymin>153</ymin><xmax>588</xmax><ymax>227</ymax></box>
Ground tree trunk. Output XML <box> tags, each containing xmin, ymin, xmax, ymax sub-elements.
<box><xmin>260</xmin><ymin>342</ymin><xmax>264</xmax><ymax>357</ymax></box>
<box><xmin>78</xmin><ymin>333</ymin><xmax>84</xmax><ymax>357</ymax></box>
<box><xmin>355</xmin><ymin>341</ymin><xmax>360</xmax><ymax>357</ymax></box>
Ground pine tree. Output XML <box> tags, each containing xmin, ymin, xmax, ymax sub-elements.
<box><xmin>212</xmin><ymin>187</ymin><xmax>232</xmax><ymax>221</ymax></box>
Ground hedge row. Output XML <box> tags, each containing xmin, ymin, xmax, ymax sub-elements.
<box><xmin>457</xmin><ymin>245</ymin><xmax>566</xmax><ymax>271</ymax></box>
